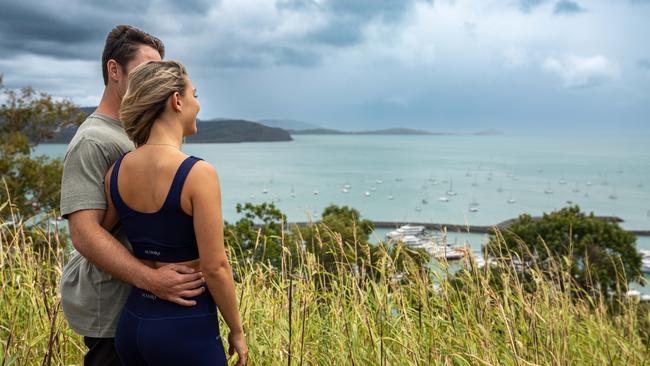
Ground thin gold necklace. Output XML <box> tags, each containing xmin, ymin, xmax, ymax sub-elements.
<box><xmin>144</xmin><ymin>143</ymin><xmax>181</xmax><ymax>150</ymax></box>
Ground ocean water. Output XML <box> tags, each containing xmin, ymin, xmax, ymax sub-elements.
<box><xmin>37</xmin><ymin>134</ymin><xmax>650</xmax><ymax>231</ymax></box>
<box><xmin>36</xmin><ymin>134</ymin><xmax>650</xmax><ymax>293</ymax></box>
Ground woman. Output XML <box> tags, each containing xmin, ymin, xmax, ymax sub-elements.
<box><xmin>100</xmin><ymin>60</ymin><xmax>248</xmax><ymax>365</ymax></box>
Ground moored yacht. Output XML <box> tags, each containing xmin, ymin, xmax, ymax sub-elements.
<box><xmin>386</xmin><ymin>224</ymin><xmax>427</xmax><ymax>240</ymax></box>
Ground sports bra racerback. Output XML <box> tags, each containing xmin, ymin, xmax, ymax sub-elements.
<box><xmin>110</xmin><ymin>152</ymin><xmax>203</xmax><ymax>262</ymax></box>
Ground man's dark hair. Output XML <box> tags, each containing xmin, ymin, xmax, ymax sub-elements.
<box><xmin>101</xmin><ymin>25</ymin><xmax>165</xmax><ymax>85</ymax></box>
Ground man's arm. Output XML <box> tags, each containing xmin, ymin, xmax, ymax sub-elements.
<box><xmin>68</xmin><ymin>209</ymin><xmax>205</xmax><ymax>306</ymax></box>
<box><xmin>60</xmin><ymin>138</ymin><xmax>203</xmax><ymax>306</ymax></box>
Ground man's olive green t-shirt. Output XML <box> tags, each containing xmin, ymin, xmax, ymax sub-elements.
<box><xmin>59</xmin><ymin>112</ymin><xmax>135</xmax><ymax>338</ymax></box>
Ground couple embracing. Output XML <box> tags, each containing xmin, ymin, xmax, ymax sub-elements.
<box><xmin>59</xmin><ymin>25</ymin><xmax>248</xmax><ymax>365</ymax></box>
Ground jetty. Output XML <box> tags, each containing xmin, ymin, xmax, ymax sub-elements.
<box><xmin>286</xmin><ymin>216</ymin><xmax>650</xmax><ymax>236</ymax></box>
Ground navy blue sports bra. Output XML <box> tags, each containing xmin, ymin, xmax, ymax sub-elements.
<box><xmin>110</xmin><ymin>152</ymin><xmax>204</xmax><ymax>262</ymax></box>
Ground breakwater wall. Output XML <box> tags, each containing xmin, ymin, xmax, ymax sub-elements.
<box><xmin>285</xmin><ymin>217</ymin><xmax>650</xmax><ymax>237</ymax></box>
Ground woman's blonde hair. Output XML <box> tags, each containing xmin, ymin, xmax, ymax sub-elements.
<box><xmin>120</xmin><ymin>60</ymin><xmax>188</xmax><ymax>147</ymax></box>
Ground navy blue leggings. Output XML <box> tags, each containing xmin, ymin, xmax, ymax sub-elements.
<box><xmin>114</xmin><ymin>285</ymin><xmax>228</xmax><ymax>365</ymax></box>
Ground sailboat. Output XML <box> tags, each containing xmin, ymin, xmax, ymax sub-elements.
<box><xmin>572</xmin><ymin>183</ymin><xmax>580</xmax><ymax>193</ymax></box>
<box><xmin>446</xmin><ymin>179</ymin><xmax>457</xmax><ymax>196</ymax></box>
<box><xmin>544</xmin><ymin>181</ymin><xmax>553</xmax><ymax>195</ymax></box>
<box><xmin>471</xmin><ymin>174</ymin><xmax>478</xmax><ymax>187</ymax></box>
<box><xmin>608</xmin><ymin>186</ymin><xmax>618</xmax><ymax>200</ymax></box>
<box><xmin>422</xmin><ymin>186</ymin><xmax>429</xmax><ymax>204</ymax></box>
<box><xmin>290</xmin><ymin>186</ymin><xmax>296</xmax><ymax>198</ymax></box>
<box><xmin>507</xmin><ymin>192</ymin><xmax>516</xmax><ymax>204</ymax></box>
<box><xmin>469</xmin><ymin>196</ymin><xmax>479</xmax><ymax>212</ymax></box>
<box><xmin>497</xmin><ymin>182</ymin><xmax>504</xmax><ymax>193</ymax></box>
<box><xmin>428</xmin><ymin>174</ymin><xmax>438</xmax><ymax>185</ymax></box>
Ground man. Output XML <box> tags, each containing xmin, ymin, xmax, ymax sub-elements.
<box><xmin>60</xmin><ymin>25</ymin><xmax>205</xmax><ymax>365</ymax></box>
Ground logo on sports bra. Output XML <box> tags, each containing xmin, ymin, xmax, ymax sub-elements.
<box><xmin>141</xmin><ymin>292</ymin><xmax>157</xmax><ymax>301</ymax></box>
<box><xmin>144</xmin><ymin>249</ymin><xmax>161</xmax><ymax>256</ymax></box>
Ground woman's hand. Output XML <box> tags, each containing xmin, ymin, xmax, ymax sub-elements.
<box><xmin>228</xmin><ymin>330</ymin><xmax>248</xmax><ymax>365</ymax></box>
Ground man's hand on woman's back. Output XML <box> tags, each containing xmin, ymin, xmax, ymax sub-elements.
<box><xmin>69</xmin><ymin>209</ymin><xmax>205</xmax><ymax>307</ymax></box>
<box><xmin>143</xmin><ymin>264</ymin><xmax>205</xmax><ymax>306</ymax></box>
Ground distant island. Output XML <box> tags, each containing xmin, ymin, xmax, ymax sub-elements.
<box><xmin>43</xmin><ymin>108</ymin><xmax>292</xmax><ymax>144</ymax></box>
<box><xmin>257</xmin><ymin>119</ymin><xmax>321</xmax><ymax>131</ymax></box>
<box><xmin>288</xmin><ymin>127</ymin><xmax>502</xmax><ymax>136</ymax></box>
<box><xmin>41</xmin><ymin>107</ymin><xmax>500</xmax><ymax>143</ymax></box>
<box><xmin>186</xmin><ymin>119</ymin><xmax>291</xmax><ymax>143</ymax></box>
<box><xmin>255</xmin><ymin>118</ymin><xmax>501</xmax><ymax>136</ymax></box>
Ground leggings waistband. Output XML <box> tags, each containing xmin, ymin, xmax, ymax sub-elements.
<box><xmin>124</xmin><ymin>285</ymin><xmax>216</xmax><ymax>320</ymax></box>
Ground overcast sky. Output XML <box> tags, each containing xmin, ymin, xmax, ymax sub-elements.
<box><xmin>0</xmin><ymin>0</ymin><xmax>648</xmax><ymax>134</ymax></box>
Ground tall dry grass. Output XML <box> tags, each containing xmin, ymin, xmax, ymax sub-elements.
<box><xmin>1</xmin><ymin>201</ymin><xmax>648</xmax><ymax>365</ymax></box>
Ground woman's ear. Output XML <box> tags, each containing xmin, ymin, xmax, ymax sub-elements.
<box><xmin>171</xmin><ymin>91</ymin><xmax>183</xmax><ymax>113</ymax></box>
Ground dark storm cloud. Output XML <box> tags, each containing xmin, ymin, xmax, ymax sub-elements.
<box><xmin>638</xmin><ymin>58</ymin><xmax>650</xmax><ymax>70</ymax></box>
<box><xmin>326</xmin><ymin>0</ymin><xmax>415</xmax><ymax>22</ymax></box>
<box><xmin>195</xmin><ymin>0</ymin><xmax>431</xmax><ymax>69</ymax></box>
<box><xmin>273</xmin><ymin>47</ymin><xmax>321</xmax><ymax>67</ymax></box>
<box><xmin>277</xmin><ymin>0</ymin><xmax>416</xmax><ymax>20</ymax></box>
<box><xmin>0</xmin><ymin>0</ymin><xmax>428</xmax><ymax>69</ymax></box>
<box><xmin>306</xmin><ymin>19</ymin><xmax>365</xmax><ymax>47</ymax></box>
<box><xmin>518</xmin><ymin>0</ymin><xmax>547</xmax><ymax>13</ymax></box>
<box><xmin>0</xmin><ymin>0</ymin><xmax>215</xmax><ymax>61</ymax></box>
<box><xmin>0</xmin><ymin>2</ymin><xmax>105</xmax><ymax>59</ymax></box>
<box><xmin>553</xmin><ymin>0</ymin><xmax>585</xmax><ymax>15</ymax></box>
<box><xmin>207</xmin><ymin>43</ymin><xmax>321</xmax><ymax>69</ymax></box>
<box><xmin>279</xmin><ymin>0</ymin><xmax>425</xmax><ymax>47</ymax></box>
<box><xmin>0</xmin><ymin>0</ymin><xmax>166</xmax><ymax>61</ymax></box>
<box><xmin>85</xmin><ymin>0</ymin><xmax>215</xmax><ymax>14</ymax></box>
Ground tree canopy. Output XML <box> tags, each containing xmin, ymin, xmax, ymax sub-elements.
<box><xmin>485</xmin><ymin>205</ymin><xmax>641</xmax><ymax>294</ymax></box>
<box><xmin>0</xmin><ymin>74</ymin><xmax>83</xmax><ymax>220</ymax></box>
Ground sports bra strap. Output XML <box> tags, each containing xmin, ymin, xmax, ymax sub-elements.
<box><xmin>165</xmin><ymin>156</ymin><xmax>203</xmax><ymax>209</ymax></box>
<box><xmin>109</xmin><ymin>152</ymin><xmax>128</xmax><ymax>212</ymax></box>
<box><xmin>109</xmin><ymin>153</ymin><xmax>203</xmax><ymax>214</ymax></box>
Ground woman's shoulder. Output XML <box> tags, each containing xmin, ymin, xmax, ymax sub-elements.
<box><xmin>188</xmin><ymin>158</ymin><xmax>220</xmax><ymax>180</ymax></box>
<box><xmin>186</xmin><ymin>159</ymin><xmax>221</xmax><ymax>197</ymax></box>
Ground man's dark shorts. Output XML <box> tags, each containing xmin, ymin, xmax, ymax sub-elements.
<box><xmin>84</xmin><ymin>337</ymin><xmax>121</xmax><ymax>366</ymax></box>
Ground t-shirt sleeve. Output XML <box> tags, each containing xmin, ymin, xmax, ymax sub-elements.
<box><xmin>60</xmin><ymin>138</ymin><xmax>112</xmax><ymax>219</ymax></box>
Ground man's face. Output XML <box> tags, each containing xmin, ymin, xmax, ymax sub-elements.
<box><xmin>117</xmin><ymin>45</ymin><xmax>162</xmax><ymax>98</ymax></box>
